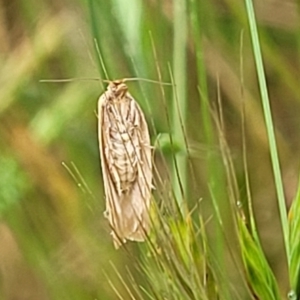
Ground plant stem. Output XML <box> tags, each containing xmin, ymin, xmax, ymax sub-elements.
<box><xmin>244</xmin><ymin>0</ymin><xmax>289</xmax><ymax>268</ymax></box>
<box><xmin>172</xmin><ymin>0</ymin><xmax>187</xmax><ymax>211</ymax></box>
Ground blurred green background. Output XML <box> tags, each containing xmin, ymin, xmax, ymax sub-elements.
<box><xmin>0</xmin><ymin>0</ymin><xmax>299</xmax><ymax>299</ymax></box>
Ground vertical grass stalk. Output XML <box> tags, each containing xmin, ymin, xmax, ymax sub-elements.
<box><xmin>244</xmin><ymin>0</ymin><xmax>289</xmax><ymax>267</ymax></box>
<box><xmin>189</xmin><ymin>1</ymin><xmax>228</xmax><ymax>295</ymax></box>
<box><xmin>172</xmin><ymin>0</ymin><xmax>188</xmax><ymax>209</ymax></box>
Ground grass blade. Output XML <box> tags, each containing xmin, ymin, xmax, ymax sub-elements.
<box><xmin>244</xmin><ymin>0</ymin><xmax>289</xmax><ymax>268</ymax></box>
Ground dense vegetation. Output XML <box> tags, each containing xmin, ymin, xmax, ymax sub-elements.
<box><xmin>0</xmin><ymin>0</ymin><xmax>299</xmax><ymax>299</ymax></box>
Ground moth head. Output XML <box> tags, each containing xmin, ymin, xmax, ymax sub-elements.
<box><xmin>107</xmin><ymin>80</ymin><xmax>128</xmax><ymax>99</ymax></box>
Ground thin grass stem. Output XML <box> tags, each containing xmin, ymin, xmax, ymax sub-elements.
<box><xmin>244</xmin><ymin>0</ymin><xmax>289</xmax><ymax>268</ymax></box>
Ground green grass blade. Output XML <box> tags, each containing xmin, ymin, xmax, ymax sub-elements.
<box><xmin>244</xmin><ymin>0</ymin><xmax>289</xmax><ymax>267</ymax></box>
<box><xmin>189</xmin><ymin>0</ymin><xmax>228</xmax><ymax>289</ymax></box>
<box><xmin>238</xmin><ymin>216</ymin><xmax>281</xmax><ymax>300</ymax></box>
<box><xmin>171</xmin><ymin>0</ymin><xmax>188</xmax><ymax>209</ymax></box>
<box><xmin>289</xmin><ymin>174</ymin><xmax>300</xmax><ymax>295</ymax></box>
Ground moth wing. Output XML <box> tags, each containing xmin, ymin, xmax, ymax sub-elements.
<box><xmin>98</xmin><ymin>92</ymin><xmax>145</xmax><ymax>247</ymax></box>
<box><xmin>135</xmin><ymin>99</ymin><xmax>152</xmax><ymax>195</ymax></box>
<box><xmin>98</xmin><ymin>93</ymin><xmax>125</xmax><ymax>246</ymax></box>
<box><xmin>98</xmin><ymin>89</ymin><xmax>153</xmax><ymax>248</ymax></box>
<box><xmin>124</xmin><ymin>96</ymin><xmax>152</xmax><ymax>241</ymax></box>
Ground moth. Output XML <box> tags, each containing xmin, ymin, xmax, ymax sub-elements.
<box><xmin>98</xmin><ymin>79</ymin><xmax>152</xmax><ymax>248</ymax></box>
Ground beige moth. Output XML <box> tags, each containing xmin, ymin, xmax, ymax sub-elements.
<box><xmin>98</xmin><ymin>79</ymin><xmax>152</xmax><ymax>248</ymax></box>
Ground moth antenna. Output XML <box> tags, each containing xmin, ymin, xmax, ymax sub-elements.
<box><xmin>102</xmin><ymin>78</ymin><xmax>172</xmax><ymax>86</ymax></box>
<box><xmin>122</xmin><ymin>77</ymin><xmax>173</xmax><ymax>86</ymax></box>
<box><xmin>40</xmin><ymin>77</ymin><xmax>173</xmax><ymax>86</ymax></box>
<box><xmin>39</xmin><ymin>77</ymin><xmax>102</xmax><ymax>83</ymax></box>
